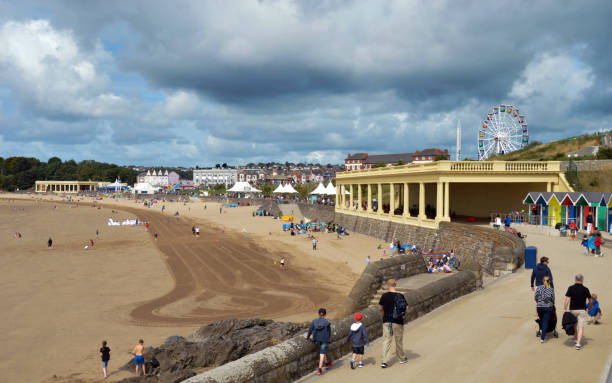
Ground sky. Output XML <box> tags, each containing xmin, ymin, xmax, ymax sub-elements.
<box><xmin>0</xmin><ymin>0</ymin><xmax>611</xmax><ymax>167</ymax></box>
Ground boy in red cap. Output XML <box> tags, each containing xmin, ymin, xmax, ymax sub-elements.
<box><xmin>346</xmin><ymin>312</ymin><xmax>369</xmax><ymax>369</ymax></box>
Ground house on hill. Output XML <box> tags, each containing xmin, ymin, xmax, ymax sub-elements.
<box><xmin>344</xmin><ymin>148</ymin><xmax>450</xmax><ymax>171</ymax></box>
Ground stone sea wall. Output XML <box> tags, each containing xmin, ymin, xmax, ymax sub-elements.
<box><xmin>183</xmin><ymin>254</ymin><xmax>481</xmax><ymax>383</ymax></box>
<box><xmin>295</xmin><ymin>204</ymin><xmax>524</xmax><ymax>275</ymax></box>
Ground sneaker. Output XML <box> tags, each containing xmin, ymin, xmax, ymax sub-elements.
<box><xmin>540</xmin><ymin>339</ymin><xmax>545</xmax><ymax>343</ymax></box>
<box><xmin>325</xmin><ymin>362</ymin><xmax>333</xmax><ymax>368</ymax></box>
<box><xmin>350</xmin><ymin>360</ymin><xmax>355</xmax><ymax>370</ymax></box>
<box><xmin>381</xmin><ymin>363</ymin><xmax>389</xmax><ymax>368</ymax></box>
<box><xmin>358</xmin><ymin>362</ymin><xmax>364</xmax><ymax>368</ymax></box>
<box><xmin>317</xmin><ymin>368</ymin><xmax>324</xmax><ymax>375</ymax></box>
<box><xmin>399</xmin><ymin>358</ymin><xmax>409</xmax><ymax>364</ymax></box>
<box><xmin>576</xmin><ymin>344</ymin><xmax>582</xmax><ymax>350</ymax></box>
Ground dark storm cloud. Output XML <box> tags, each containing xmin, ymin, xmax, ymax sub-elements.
<box><xmin>0</xmin><ymin>0</ymin><xmax>611</xmax><ymax>165</ymax></box>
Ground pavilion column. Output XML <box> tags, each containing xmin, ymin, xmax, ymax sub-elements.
<box><xmin>349</xmin><ymin>184</ymin><xmax>353</xmax><ymax>209</ymax></box>
<box><xmin>418</xmin><ymin>182</ymin><xmax>426</xmax><ymax>220</ymax></box>
<box><xmin>547</xmin><ymin>182</ymin><xmax>552</xmax><ymax>192</ymax></box>
<box><xmin>77</xmin><ymin>184</ymin><xmax>80</xmax><ymax>193</ymax></box>
<box><xmin>436</xmin><ymin>182</ymin><xmax>443</xmax><ymax>220</ymax></box>
<box><xmin>357</xmin><ymin>183</ymin><xmax>362</xmax><ymax>210</ymax></box>
<box><xmin>377</xmin><ymin>183</ymin><xmax>383</xmax><ymax>215</ymax></box>
<box><xmin>444</xmin><ymin>182</ymin><xmax>450</xmax><ymax>219</ymax></box>
<box><xmin>389</xmin><ymin>183</ymin><xmax>395</xmax><ymax>216</ymax></box>
<box><xmin>367</xmin><ymin>184</ymin><xmax>372</xmax><ymax>212</ymax></box>
<box><xmin>403</xmin><ymin>182</ymin><xmax>409</xmax><ymax>217</ymax></box>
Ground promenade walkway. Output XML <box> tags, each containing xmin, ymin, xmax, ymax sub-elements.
<box><xmin>300</xmin><ymin>232</ymin><xmax>612</xmax><ymax>383</ymax></box>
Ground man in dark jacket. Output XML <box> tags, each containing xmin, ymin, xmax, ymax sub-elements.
<box><xmin>306</xmin><ymin>308</ymin><xmax>332</xmax><ymax>375</ymax></box>
<box><xmin>531</xmin><ymin>257</ymin><xmax>553</xmax><ymax>291</ymax></box>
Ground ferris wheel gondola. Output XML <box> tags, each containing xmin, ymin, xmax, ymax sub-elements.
<box><xmin>477</xmin><ymin>104</ymin><xmax>529</xmax><ymax>160</ymax></box>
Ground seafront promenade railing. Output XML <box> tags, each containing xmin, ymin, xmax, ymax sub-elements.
<box><xmin>337</xmin><ymin>160</ymin><xmax>560</xmax><ymax>177</ymax></box>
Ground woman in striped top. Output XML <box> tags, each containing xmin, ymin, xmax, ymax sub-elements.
<box><xmin>535</xmin><ymin>276</ymin><xmax>555</xmax><ymax>343</ymax></box>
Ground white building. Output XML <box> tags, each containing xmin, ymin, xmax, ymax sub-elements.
<box><xmin>137</xmin><ymin>169</ymin><xmax>169</xmax><ymax>186</ymax></box>
<box><xmin>193</xmin><ymin>168</ymin><xmax>238</xmax><ymax>186</ymax></box>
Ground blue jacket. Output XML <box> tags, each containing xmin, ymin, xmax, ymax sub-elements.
<box><xmin>530</xmin><ymin>263</ymin><xmax>553</xmax><ymax>288</ymax></box>
<box><xmin>588</xmin><ymin>299</ymin><xmax>601</xmax><ymax>316</ymax></box>
<box><xmin>346</xmin><ymin>322</ymin><xmax>369</xmax><ymax>347</ymax></box>
<box><xmin>307</xmin><ymin>317</ymin><xmax>331</xmax><ymax>343</ymax></box>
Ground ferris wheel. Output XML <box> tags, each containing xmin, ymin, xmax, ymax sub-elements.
<box><xmin>477</xmin><ymin>104</ymin><xmax>529</xmax><ymax>160</ymax></box>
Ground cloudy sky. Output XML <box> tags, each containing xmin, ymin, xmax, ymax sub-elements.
<box><xmin>0</xmin><ymin>0</ymin><xmax>611</xmax><ymax>166</ymax></box>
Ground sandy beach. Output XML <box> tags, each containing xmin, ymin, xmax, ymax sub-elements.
<box><xmin>0</xmin><ymin>194</ymin><xmax>381</xmax><ymax>382</ymax></box>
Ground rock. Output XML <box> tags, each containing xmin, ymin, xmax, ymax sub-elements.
<box><xmin>117</xmin><ymin>319</ymin><xmax>307</xmax><ymax>383</ymax></box>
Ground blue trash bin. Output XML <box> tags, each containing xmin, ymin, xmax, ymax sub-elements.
<box><xmin>525</xmin><ymin>246</ymin><xmax>537</xmax><ymax>269</ymax></box>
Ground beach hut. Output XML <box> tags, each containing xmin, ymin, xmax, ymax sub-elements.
<box><xmin>547</xmin><ymin>193</ymin><xmax>562</xmax><ymax>227</ymax></box>
<box><xmin>560</xmin><ymin>192</ymin><xmax>581</xmax><ymax>226</ymax></box>
<box><xmin>581</xmin><ymin>192</ymin><xmax>603</xmax><ymax>231</ymax></box>
<box><xmin>535</xmin><ymin>192</ymin><xmax>552</xmax><ymax>226</ymax></box>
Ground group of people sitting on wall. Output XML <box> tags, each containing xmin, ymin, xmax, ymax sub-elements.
<box><xmin>426</xmin><ymin>251</ymin><xmax>459</xmax><ymax>273</ymax></box>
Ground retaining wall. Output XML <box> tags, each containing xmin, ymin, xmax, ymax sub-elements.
<box><xmin>560</xmin><ymin>159</ymin><xmax>612</xmax><ymax>171</ymax></box>
<box><xmin>183</xmin><ymin>255</ymin><xmax>481</xmax><ymax>383</ymax></box>
<box><xmin>295</xmin><ymin>204</ymin><xmax>524</xmax><ymax>276</ymax></box>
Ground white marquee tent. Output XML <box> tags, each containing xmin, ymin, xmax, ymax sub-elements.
<box><xmin>324</xmin><ymin>182</ymin><xmax>336</xmax><ymax>196</ymax></box>
<box><xmin>310</xmin><ymin>182</ymin><xmax>326</xmax><ymax>195</ymax></box>
<box><xmin>228</xmin><ymin>182</ymin><xmax>261</xmax><ymax>193</ymax></box>
<box><xmin>132</xmin><ymin>182</ymin><xmax>159</xmax><ymax>194</ymax></box>
<box><xmin>272</xmin><ymin>184</ymin><xmax>285</xmax><ymax>194</ymax></box>
<box><xmin>282</xmin><ymin>183</ymin><xmax>298</xmax><ymax>194</ymax></box>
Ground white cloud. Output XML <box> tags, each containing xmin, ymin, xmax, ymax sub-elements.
<box><xmin>0</xmin><ymin>19</ymin><xmax>130</xmax><ymax>118</ymax></box>
<box><xmin>509</xmin><ymin>52</ymin><xmax>594</xmax><ymax>109</ymax></box>
<box><xmin>163</xmin><ymin>90</ymin><xmax>200</xmax><ymax>118</ymax></box>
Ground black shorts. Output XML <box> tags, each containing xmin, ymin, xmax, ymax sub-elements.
<box><xmin>352</xmin><ymin>346</ymin><xmax>364</xmax><ymax>355</ymax></box>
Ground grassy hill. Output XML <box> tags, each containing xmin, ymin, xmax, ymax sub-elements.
<box><xmin>488</xmin><ymin>134</ymin><xmax>600</xmax><ymax>161</ymax></box>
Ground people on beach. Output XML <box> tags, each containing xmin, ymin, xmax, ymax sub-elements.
<box><xmin>594</xmin><ymin>233</ymin><xmax>603</xmax><ymax>256</ymax></box>
<box><xmin>100</xmin><ymin>340</ymin><xmax>110</xmax><ymax>378</ymax></box>
<box><xmin>154</xmin><ymin>233</ymin><xmax>158</xmax><ymax>241</ymax></box>
<box><xmin>534</xmin><ymin>276</ymin><xmax>555</xmax><ymax>343</ymax></box>
<box><xmin>581</xmin><ymin>235</ymin><xmax>589</xmax><ymax>255</ymax></box>
<box><xmin>530</xmin><ymin>256</ymin><xmax>553</xmax><ymax>291</ymax></box>
<box><xmin>195</xmin><ymin>227</ymin><xmax>200</xmax><ymax>238</ymax></box>
<box><xmin>312</xmin><ymin>237</ymin><xmax>318</xmax><ymax>251</ymax></box>
<box><xmin>47</xmin><ymin>237</ymin><xmax>53</xmax><ymax>248</ymax></box>
<box><xmin>90</xmin><ymin>239</ymin><xmax>94</xmax><ymax>247</ymax></box>
<box><xmin>347</xmin><ymin>312</ymin><xmax>369</xmax><ymax>369</ymax></box>
<box><xmin>504</xmin><ymin>215</ymin><xmax>512</xmax><ymax>228</ymax></box>
<box><xmin>378</xmin><ymin>279</ymin><xmax>408</xmax><ymax>368</ymax></box>
<box><xmin>569</xmin><ymin>220</ymin><xmax>577</xmax><ymax>239</ymax></box>
<box><xmin>280</xmin><ymin>258</ymin><xmax>285</xmax><ymax>268</ymax></box>
<box><xmin>133</xmin><ymin>339</ymin><xmax>146</xmax><ymax>375</ymax></box>
<box><xmin>96</xmin><ymin>229</ymin><xmax>99</xmax><ymax>238</ymax></box>
<box><xmin>306</xmin><ymin>308</ymin><xmax>332</xmax><ymax>375</ymax></box>
<box><xmin>564</xmin><ymin>274</ymin><xmax>593</xmax><ymax>350</ymax></box>
<box><xmin>192</xmin><ymin>226</ymin><xmax>195</xmax><ymax>236</ymax></box>
<box><xmin>366</xmin><ymin>255</ymin><xmax>371</xmax><ymax>266</ymax></box>
<box><xmin>586</xmin><ymin>214</ymin><xmax>594</xmax><ymax>234</ymax></box>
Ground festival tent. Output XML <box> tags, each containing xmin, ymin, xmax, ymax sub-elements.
<box><xmin>324</xmin><ymin>182</ymin><xmax>336</xmax><ymax>196</ymax></box>
<box><xmin>282</xmin><ymin>183</ymin><xmax>298</xmax><ymax>194</ymax></box>
<box><xmin>273</xmin><ymin>184</ymin><xmax>285</xmax><ymax>194</ymax></box>
<box><xmin>310</xmin><ymin>182</ymin><xmax>327</xmax><ymax>195</ymax></box>
<box><xmin>228</xmin><ymin>182</ymin><xmax>261</xmax><ymax>193</ymax></box>
<box><xmin>132</xmin><ymin>182</ymin><xmax>158</xmax><ymax>194</ymax></box>
<box><xmin>103</xmin><ymin>178</ymin><xmax>128</xmax><ymax>192</ymax></box>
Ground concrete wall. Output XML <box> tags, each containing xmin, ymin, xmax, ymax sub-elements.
<box><xmin>296</xmin><ymin>202</ymin><xmax>335</xmax><ymax>222</ymax></box>
<box><xmin>183</xmin><ymin>260</ymin><xmax>481</xmax><ymax>383</ymax></box>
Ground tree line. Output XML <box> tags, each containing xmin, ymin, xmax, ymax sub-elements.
<box><xmin>0</xmin><ymin>156</ymin><xmax>137</xmax><ymax>191</ymax></box>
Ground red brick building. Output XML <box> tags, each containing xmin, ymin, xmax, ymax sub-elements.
<box><xmin>344</xmin><ymin>148</ymin><xmax>449</xmax><ymax>171</ymax></box>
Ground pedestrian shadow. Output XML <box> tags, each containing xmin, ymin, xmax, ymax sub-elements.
<box><xmin>562</xmin><ymin>336</ymin><xmax>589</xmax><ymax>347</ymax></box>
<box><xmin>387</xmin><ymin>350</ymin><xmax>420</xmax><ymax>365</ymax></box>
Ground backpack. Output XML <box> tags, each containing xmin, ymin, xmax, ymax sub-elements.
<box><xmin>392</xmin><ymin>293</ymin><xmax>407</xmax><ymax>321</ymax></box>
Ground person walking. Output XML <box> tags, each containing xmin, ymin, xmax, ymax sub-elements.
<box><xmin>564</xmin><ymin>274</ymin><xmax>593</xmax><ymax>350</ymax></box>
<box><xmin>530</xmin><ymin>256</ymin><xmax>553</xmax><ymax>291</ymax></box>
<box><xmin>586</xmin><ymin>214</ymin><xmax>594</xmax><ymax>234</ymax></box>
<box><xmin>47</xmin><ymin>237</ymin><xmax>53</xmax><ymax>248</ymax></box>
<box><xmin>366</xmin><ymin>255</ymin><xmax>371</xmax><ymax>266</ymax></box>
<box><xmin>100</xmin><ymin>340</ymin><xmax>110</xmax><ymax>378</ymax></box>
<box><xmin>312</xmin><ymin>237</ymin><xmax>318</xmax><ymax>251</ymax></box>
<box><xmin>347</xmin><ymin>312</ymin><xmax>369</xmax><ymax>369</ymax></box>
<box><xmin>378</xmin><ymin>279</ymin><xmax>408</xmax><ymax>368</ymax></box>
<box><xmin>132</xmin><ymin>339</ymin><xmax>146</xmax><ymax>375</ymax></box>
<box><xmin>96</xmin><ymin>229</ymin><xmax>99</xmax><ymax>239</ymax></box>
<box><xmin>306</xmin><ymin>308</ymin><xmax>332</xmax><ymax>375</ymax></box>
<box><xmin>534</xmin><ymin>276</ymin><xmax>555</xmax><ymax>343</ymax></box>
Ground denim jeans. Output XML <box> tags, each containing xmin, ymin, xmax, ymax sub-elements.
<box><xmin>537</xmin><ymin>307</ymin><xmax>554</xmax><ymax>340</ymax></box>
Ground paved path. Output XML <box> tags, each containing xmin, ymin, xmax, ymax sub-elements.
<box><xmin>300</xmin><ymin>232</ymin><xmax>612</xmax><ymax>383</ymax></box>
